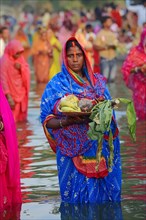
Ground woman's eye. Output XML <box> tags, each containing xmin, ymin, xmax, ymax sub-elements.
<box><xmin>67</xmin><ymin>55</ymin><xmax>73</xmax><ymax>58</ymax></box>
<box><xmin>77</xmin><ymin>53</ymin><xmax>83</xmax><ymax>57</ymax></box>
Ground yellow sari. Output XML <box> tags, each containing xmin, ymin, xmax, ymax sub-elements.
<box><xmin>48</xmin><ymin>33</ymin><xmax>62</xmax><ymax>80</ymax></box>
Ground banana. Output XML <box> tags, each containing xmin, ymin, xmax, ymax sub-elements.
<box><xmin>60</xmin><ymin>95</ymin><xmax>80</xmax><ymax>110</ymax></box>
<box><xmin>61</xmin><ymin>106</ymin><xmax>81</xmax><ymax>112</ymax></box>
<box><xmin>60</xmin><ymin>100</ymin><xmax>78</xmax><ymax>109</ymax></box>
<box><xmin>66</xmin><ymin>94</ymin><xmax>79</xmax><ymax>102</ymax></box>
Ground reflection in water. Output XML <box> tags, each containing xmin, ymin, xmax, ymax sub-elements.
<box><xmin>60</xmin><ymin>202</ymin><xmax>123</xmax><ymax>220</ymax></box>
<box><xmin>17</xmin><ymin>122</ymin><xmax>35</xmax><ymax>204</ymax></box>
<box><xmin>120</xmin><ymin>120</ymin><xmax>146</xmax><ymax>202</ymax></box>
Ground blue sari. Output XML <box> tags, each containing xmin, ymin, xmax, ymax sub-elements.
<box><xmin>40</xmin><ymin>37</ymin><xmax>121</xmax><ymax>203</ymax></box>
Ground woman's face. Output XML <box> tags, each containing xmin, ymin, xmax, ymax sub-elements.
<box><xmin>66</xmin><ymin>45</ymin><xmax>84</xmax><ymax>74</ymax></box>
<box><xmin>13</xmin><ymin>51</ymin><xmax>23</xmax><ymax>59</ymax></box>
<box><xmin>40</xmin><ymin>31</ymin><xmax>47</xmax><ymax>41</ymax></box>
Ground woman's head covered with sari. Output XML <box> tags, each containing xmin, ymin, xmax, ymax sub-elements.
<box><xmin>62</xmin><ymin>36</ymin><xmax>95</xmax><ymax>86</ymax></box>
<box><xmin>4</xmin><ymin>39</ymin><xmax>24</xmax><ymax>58</ymax></box>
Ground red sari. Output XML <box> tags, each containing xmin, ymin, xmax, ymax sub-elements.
<box><xmin>0</xmin><ymin>40</ymin><xmax>30</xmax><ymax>122</ymax></box>
<box><xmin>122</xmin><ymin>29</ymin><xmax>146</xmax><ymax>120</ymax></box>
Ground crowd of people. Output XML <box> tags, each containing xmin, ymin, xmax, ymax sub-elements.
<box><xmin>0</xmin><ymin>0</ymin><xmax>146</xmax><ymax>216</ymax></box>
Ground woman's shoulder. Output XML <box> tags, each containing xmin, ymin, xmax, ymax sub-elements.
<box><xmin>45</xmin><ymin>71</ymin><xmax>63</xmax><ymax>88</ymax></box>
<box><xmin>94</xmin><ymin>73</ymin><xmax>107</xmax><ymax>83</ymax></box>
<box><xmin>49</xmin><ymin>71</ymin><xmax>62</xmax><ymax>82</ymax></box>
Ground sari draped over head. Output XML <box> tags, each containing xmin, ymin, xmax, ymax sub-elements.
<box><xmin>0</xmin><ymin>39</ymin><xmax>30</xmax><ymax>122</ymax></box>
<box><xmin>40</xmin><ymin>37</ymin><xmax>121</xmax><ymax>203</ymax></box>
<box><xmin>0</xmin><ymin>85</ymin><xmax>22</xmax><ymax>210</ymax></box>
<box><xmin>122</xmin><ymin>28</ymin><xmax>146</xmax><ymax>120</ymax></box>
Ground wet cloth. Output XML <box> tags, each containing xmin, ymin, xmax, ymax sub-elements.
<box><xmin>0</xmin><ymin>85</ymin><xmax>22</xmax><ymax>211</ymax></box>
<box><xmin>0</xmin><ymin>40</ymin><xmax>30</xmax><ymax>122</ymax></box>
<box><xmin>122</xmin><ymin>28</ymin><xmax>146</xmax><ymax>120</ymax></box>
<box><xmin>40</xmin><ymin>37</ymin><xmax>121</xmax><ymax>203</ymax></box>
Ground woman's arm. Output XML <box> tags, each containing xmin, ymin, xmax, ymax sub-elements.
<box><xmin>46</xmin><ymin>116</ymin><xmax>90</xmax><ymax>129</ymax></box>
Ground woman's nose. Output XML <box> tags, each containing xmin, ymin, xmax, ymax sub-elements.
<box><xmin>73</xmin><ymin>54</ymin><xmax>77</xmax><ymax>62</ymax></box>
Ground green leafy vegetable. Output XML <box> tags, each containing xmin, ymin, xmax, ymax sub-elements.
<box><xmin>87</xmin><ymin>98</ymin><xmax>136</xmax><ymax>172</ymax></box>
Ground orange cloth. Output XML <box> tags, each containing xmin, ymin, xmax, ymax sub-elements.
<box><xmin>14</xmin><ymin>29</ymin><xmax>30</xmax><ymax>61</ymax></box>
<box><xmin>31</xmin><ymin>36</ymin><xmax>53</xmax><ymax>83</ymax></box>
<box><xmin>0</xmin><ymin>40</ymin><xmax>30</xmax><ymax>122</ymax></box>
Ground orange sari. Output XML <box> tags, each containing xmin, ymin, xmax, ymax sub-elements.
<box><xmin>31</xmin><ymin>36</ymin><xmax>53</xmax><ymax>83</ymax></box>
<box><xmin>14</xmin><ymin>30</ymin><xmax>30</xmax><ymax>61</ymax></box>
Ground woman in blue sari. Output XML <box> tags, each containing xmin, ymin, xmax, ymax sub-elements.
<box><xmin>40</xmin><ymin>37</ymin><xmax>121</xmax><ymax>203</ymax></box>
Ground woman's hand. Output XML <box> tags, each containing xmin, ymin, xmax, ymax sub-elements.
<box><xmin>130</xmin><ymin>65</ymin><xmax>146</xmax><ymax>74</ymax></box>
<box><xmin>140</xmin><ymin>64</ymin><xmax>146</xmax><ymax>74</ymax></box>
<box><xmin>14</xmin><ymin>63</ymin><xmax>21</xmax><ymax>70</ymax></box>
<box><xmin>6</xmin><ymin>94</ymin><xmax>15</xmax><ymax>109</ymax></box>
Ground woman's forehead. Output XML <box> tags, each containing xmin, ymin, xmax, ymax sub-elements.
<box><xmin>67</xmin><ymin>46</ymin><xmax>83</xmax><ymax>54</ymax></box>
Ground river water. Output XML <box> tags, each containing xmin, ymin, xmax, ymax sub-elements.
<box><xmin>15</xmin><ymin>64</ymin><xmax>145</xmax><ymax>220</ymax></box>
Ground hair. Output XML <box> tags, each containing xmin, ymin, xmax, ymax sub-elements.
<box><xmin>85</xmin><ymin>24</ymin><xmax>93</xmax><ymax>30</ymax></box>
<box><xmin>66</xmin><ymin>40</ymin><xmax>84</xmax><ymax>53</ymax></box>
<box><xmin>0</xmin><ymin>26</ymin><xmax>9</xmax><ymax>34</ymax></box>
<box><xmin>101</xmin><ymin>16</ymin><xmax>112</xmax><ymax>25</ymax></box>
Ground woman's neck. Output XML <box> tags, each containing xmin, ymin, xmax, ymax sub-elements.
<box><xmin>76</xmin><ymin>71</ymin><xmax>84</xmax><ymax>78</ymax></box>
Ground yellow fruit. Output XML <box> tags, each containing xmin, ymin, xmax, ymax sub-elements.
<box><xmin>61</xmin><ymin>106</ymin><xmax>81</xmax><ymax>112</ymax></box>
<box><xmin>60</xmin><ymin>95</ymin><xmax>80</xmax><ymax>110</ymax></box>
<box><xmin>66</xmin><ymin>94</ymin><xmax>79</xmax><ymax>102</ymax></box>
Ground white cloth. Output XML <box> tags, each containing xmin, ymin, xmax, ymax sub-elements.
<box><xmin>127</xmin><ymin>4</ymin><xmax>146</xmax><ymax>26</ymax></box>
<box><xmin>0</xmin><ymin>38</ymin><xmax>5</xmax><ymax>58</ymax></box>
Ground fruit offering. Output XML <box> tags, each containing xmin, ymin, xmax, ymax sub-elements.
<box><xmin>59</xmin><ymin>95</ymin><xmax>81</xmax><ymax>112</ymax></box>
<box><xmin>78</xmin><ymin>98</ymin><xmax>94</xmax><ymax>112</ymax></box>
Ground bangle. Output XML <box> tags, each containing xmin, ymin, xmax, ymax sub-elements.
<box><xmin>59</xmin><ymin>118</ymin><xmax>64</xmax><ymax>128</ymax></box>
<box><xmin>0</xmin><ymin>121</ymin><xmax>4</xmax><ymax>131</ymax></box>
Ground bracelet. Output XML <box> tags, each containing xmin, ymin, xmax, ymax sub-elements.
<box><xmin>0</xmin><ymin>121</ymin><xmax>4</xmax><ymax>131</ymax></box>
<box><xmin>59</xmin><ymin>118</ymin><xmax>64</xmax><ymax>128</ymax></box>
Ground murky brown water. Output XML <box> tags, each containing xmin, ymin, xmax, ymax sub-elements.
<box><xmin>16</xmin><ymin>64</ymin><xmax>145</xmax><ymax>220</ymax></box>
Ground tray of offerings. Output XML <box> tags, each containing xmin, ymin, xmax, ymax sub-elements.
<box><xmin>57</xmin><ymin>106</ymin><xmax>91</xmax><ymax>117</ymax></box>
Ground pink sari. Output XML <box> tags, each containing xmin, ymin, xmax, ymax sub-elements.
<box><xmin>122</xmin><ymin>29</ymin><xmax>146</xmax><ymax>120</ymax></box>
<box><xmin>0</xmin><ymin>85</ymin><xmax>22</xmax><ymax>215</ymax></box>
<box><xmin>0</xmin><ymin>40</ymin><xmax>30</xmax><ymax>122</ymax></box>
